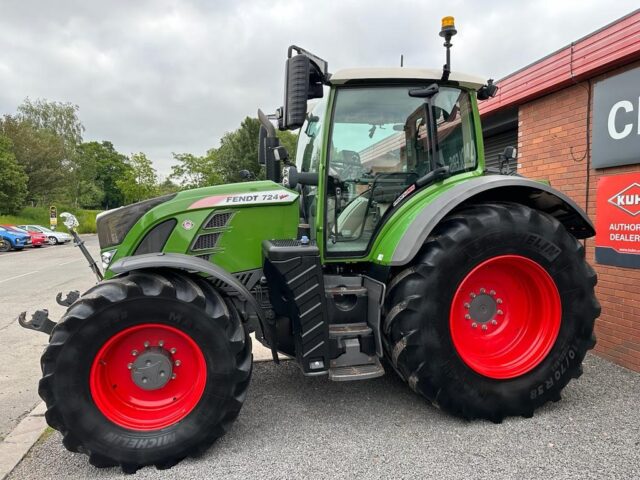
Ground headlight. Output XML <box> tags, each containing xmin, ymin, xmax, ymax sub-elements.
<box><xmin>101</xmin><ymin>250</ymin><xmax>117</xmax><ymax>271</ymax></box>
<box><xmin>96</xmin><ymin>193</ymin><xmax>177</xmax><ymax>249</ymax></box>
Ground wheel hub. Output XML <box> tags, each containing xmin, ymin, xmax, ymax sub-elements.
<box><xmin>130</xmin><ymin>347</ymin><xmax>173</xmax><ymax>390</ymax></box>
<box><xmin>468</xmin><ymin>293</ymin><xmax>497</xmax><ymax>324</ymax></box>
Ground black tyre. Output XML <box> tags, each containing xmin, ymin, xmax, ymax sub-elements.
<box><xmin>383</xmin><ymin>202</ymin><xmax>599</xmax><ymax>421</ymax></box>
<box><xmin>39</xmin><ymin>269</ymin><xmax>252</xmax><ymax>473</ymax></box>
<box><xmin>0</xmin><ymin>240</ymin><xmax>10</xmax><ymax>252</ymax></box>
<box><xmin>48</xmin><ymin>236</ymin><xmax>58</xmax><ymax>245</ymax></box>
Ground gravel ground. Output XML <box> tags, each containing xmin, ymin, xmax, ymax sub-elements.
<box><xmin>8</xmin><ymin>354</ymin><xmax>640</xmax><ymax>480</ymax></box>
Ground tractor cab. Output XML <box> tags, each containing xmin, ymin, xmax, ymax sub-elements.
<box><xmin>258</xmin><ymin>19</ymin><xmax>496</xmax><ymax>261</ymax></box>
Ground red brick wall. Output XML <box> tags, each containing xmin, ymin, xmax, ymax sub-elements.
<box><xmin>517</xmin><ymin>60</ymin><xmax>640</xmax><ymax>372</ymax></box>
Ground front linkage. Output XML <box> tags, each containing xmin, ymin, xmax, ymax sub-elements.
<box><xmin>18</xmin><ymin>212</ymin><xmax>99</xmax><ymax>335</ymax></box>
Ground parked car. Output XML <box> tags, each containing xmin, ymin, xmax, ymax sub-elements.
<box><xmin>0</xmin><ymin>225</ymin><xmax>31</xmax><ymax>251</ymax></box>
<box><xmin>18</xmin><ymin>225</ymin><xmax>73</xmax><ymax>245</ymax></box>
<box><xmin>1</xmin><ymin>225</ymin><xmax>47</xmax><ymax>247</ymax></box>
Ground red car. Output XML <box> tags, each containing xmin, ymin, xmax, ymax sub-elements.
<box><xmin>1</xmin><ymin>225</ymin><xmax>46</xmax><ymax>247</ymax></box>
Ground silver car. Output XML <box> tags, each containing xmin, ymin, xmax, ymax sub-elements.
<box><xmin>18</xmin><ymin>225</ymin><xmax>73</xmax><ymax>245</ymax></box>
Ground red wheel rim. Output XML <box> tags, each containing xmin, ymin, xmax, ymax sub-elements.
<box><xmin>90</xmin><ymin>323</ymin><xmax>207</xmax><ymax>430</ymax></box>
<box><xmin>449</xmin><ymin>255</ymin><xmax>561</xmax><ymax>379</ymax></box>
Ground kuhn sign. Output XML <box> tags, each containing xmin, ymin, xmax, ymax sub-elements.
<box><xmin>608</xmin><ymin>183</ymin><xmax>640</xmax><ymax>216</ymax></box>
<box><xmin>595</xmin><ymin>173</ymin><xmax>640</xmax><ymax>268</ymax></box>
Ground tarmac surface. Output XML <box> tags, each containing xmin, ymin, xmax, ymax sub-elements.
<box><xmin>8</xmin><ymin>354</ymin><xmax>640</xmax><ymax>480</ymax></box>
<box><xmin>0</xmin><ymin>235</ymin><xmax>101</xmax><ymax>440</ymax></box>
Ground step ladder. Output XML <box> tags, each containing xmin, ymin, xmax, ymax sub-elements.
<box><xmin>328</xmin><ymin>323</ymin><xmax>385</xmax><ymax>381</ymax></box>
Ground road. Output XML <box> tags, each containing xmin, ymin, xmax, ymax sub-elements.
<box><xmin>0</xmin><ymin>236</ymin><xmax>101</xmax><ymax>440</ymax></box>
<box><xmin>7</xmin><ymin>355</ymin><xmax>640</xmax><ymax>480</ymax></box>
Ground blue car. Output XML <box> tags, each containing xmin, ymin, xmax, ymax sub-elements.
<box><xmin>0</xmin><ymin>225</ymin><xmax>31</xmax><ymax>252</ymax></box>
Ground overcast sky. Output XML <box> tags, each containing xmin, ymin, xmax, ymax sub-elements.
<box><xmin>1</xmin><ymin>1</ymin><xmax>638</xmax><ymax>175</ymax></box>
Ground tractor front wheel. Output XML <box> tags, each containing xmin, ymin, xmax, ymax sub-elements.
<box><xmin>39</xmin><ymin>270</ymin><xmax>252</xmax><ymax>473</ymax></box>
<box><xmin>383</xmin><ymin>202</ymin><xmax>599</xmax><ymax>421</ymax></box>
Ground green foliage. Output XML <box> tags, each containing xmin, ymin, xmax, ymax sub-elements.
<box><xmin>157</xmin><ymin>177</ymin><xmax>180</xmax><ymax>196</ymax></box>
<box><xmin>0</xmin><ymin>115</ymin><xmax>68</xmax><ymax>205</ymax></box>
<box><xmin>17</xmin><ymin>98</ymin><xmax>84</xmax><ymax>153</ymax></box>
<box><xmin>2</xmin><ymin>94</ymin><xmax>301</xmax><ymax>213</ymax></box>
<box><xmin>77</xmin><ymin>141</ymin><xmax>130</xmax><ymax>209</ymax></box>
<box><xmin>169</xmin><ymin>152</ymin><xmax>221</xmax><ymax>189</ymax></box>
<box><xmin>170</xmin><ymin>117</ymin><xmax>299</xmax><ymax>189</ymax></box>
<box><xmin>0</xmin><ymin>135</ymin><xmax>28</xmax><ymax>214</ymax></box>
<box><xmin>116</xmin><ymin>152</ymin><xmax>158</xmax><ymax>203</ymax></box>
<box><xmin>0</xmin><ymin>206</ymin><xmax>100</xmax><ymax>234</ymax></box>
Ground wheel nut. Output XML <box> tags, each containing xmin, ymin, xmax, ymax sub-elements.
<box><xmin>490</xmin><ymin>290</ymin><xmax>496</xmax><ymax>296</ymax></box>
<box><xmin>131</xmin><ymin>350</ymin><xmax>138</xmax><ymax>357</ymax></box>
<box><xmin>497</xmin><ymin>298</ymin><xmax>503</xmax><ymax>304</ymax></box>
<box><xmin>143</xmin><ymin>341</ymin><xmax>150</xmax><ymax>348</ymax></box>
<box><xmin>127</xmin><ymin>363</ymin><xmax>133</xmax><ymax>370</ymax></box>
<box><xmin>491</xmin><ymin>319</ymin><xmax>498</xmax><ymax>325</ymax></box>
<box><xmin>481</xmin><ymin>324</ymin><xmax>487</xmax><ymax>330</ymax></box>
<box><xmin>497</xmin><ymin>309</ymin><xmax>503</xmax><ymax>315</ymax></box>
<box><xmin>470</xmin><ymin>292</ymin><xmax>477</xmax><ymax>298</ymax></box>
<box><xmin>480</xmin><ymin>288</ymin><xmax>486</xmax><ymax>293</ymax></box>
<box><xmin>158</xmin><ymin>340</ymin><xmax>164</xmax><ymax>347</ymax></box>
<box><xmin>175</xmin><ymin>360</ymin><xmax>181</xmax><ymax>366</ymax></box>
<box><xmin>170</xmin><ymin>348</ymin><xmax>177</xmax><ymax>354</ymax></box>
<box><xmin>171</xmin><ymin>373</ymin><xmax>177</xmax><ymax>380</ymax></box>
<box><xmin>464</xmin><ymin>303</ymin><xmax>470</xmax><ymax>309</ymax></box>
<box><xmin>471</xmin><ymin>322</ymin><xmax>478</xmax><ymax>328</ymax></box>
<box><xmin>465</xmin><ymin>314</ymin><xmax>471</xmax><ymax>320</ymax></box>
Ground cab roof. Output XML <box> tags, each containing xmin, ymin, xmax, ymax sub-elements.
<box><xmin>329</xmin><ymin>67</ymin><xmax>486</xmax><ymax>89</ymax></box>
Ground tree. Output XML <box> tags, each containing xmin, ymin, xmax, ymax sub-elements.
<box><xmin>212</xmin><ymin>117</ymin><xmax>298</xmax><ymax>184</ymax></box>
<box><xmin>0</xmin><ymin>135</ymin><xmax>28</xmax><ymax>214</ymax></box>
<box><xmin>0</xmin><ymin>115</ymin><xmax>67</xmax><ymax>205</ymax></box>
<box><xmin>169</xmin><ymin>152</ymin><xmax>221</xmax><ymax>189</ymax></box>
<box><xmin>157</xmin><ymin>177</ymin><xmax>180</xmax><ymax>196</ymax></box>
<box><xmin>17</xmin><ymin>98</ymin><xmax>84</xmax><ymax>154</ymax></box>
<box><xmin>116</xmin><ymin>153</ymin><xmax>158</xmax><ymax>204</ymax></box>
<box><xmin>76</xmin><ymin>141</ymin><xmax>130</xmax><ymax>209</ymax></box>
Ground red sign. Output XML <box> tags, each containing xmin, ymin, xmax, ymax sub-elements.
<box><xmin>595</xmin><ymin>172</ymin><xmax>640</xmax><ymax>268</ymax></box>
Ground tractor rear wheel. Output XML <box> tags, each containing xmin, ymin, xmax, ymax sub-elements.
<box><xmin>383</xmin><ymin>202</ymin><xmax>599</xmax><ymax>421</ymax></box>
<box><xmin>39</xmin><ymin>270</ymin><xmax>252</xmax><ymax>473</ymax></box>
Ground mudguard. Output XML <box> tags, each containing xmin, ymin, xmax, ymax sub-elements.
<box><xmin>110</xmin><ymin>253</ymin><xmax>266</xmax><ymax>326</ymax></box>
<box><xmin>390</xmin><ymin>175</ymin><xmax>595</xmax><ymax>266</ymax></box>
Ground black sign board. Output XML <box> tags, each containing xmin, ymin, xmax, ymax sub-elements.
<box><xmin>592</xmin><ymin>67</ymin><xmax>640</xmax><ymax>169</ymax></box>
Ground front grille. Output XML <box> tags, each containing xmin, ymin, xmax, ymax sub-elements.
<box><xmin>204</xmin><ymin>212</ymin><xmax>233</xmax><ymax>229</ymax></box>
<box><xmin>192</xmin><ymin>232</ymin><xmax>221</xmax><ymax>251</ymax></box>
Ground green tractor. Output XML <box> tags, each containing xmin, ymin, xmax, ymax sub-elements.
<box><xmin>21</xmin><ymin>17</ymin><xmax>599</xmax><ymax>473</ymax></box>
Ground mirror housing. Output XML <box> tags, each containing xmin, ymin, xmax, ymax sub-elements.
<box><xmin>502</xmin><ymin>146</ymin><xmax>517</xmax><ymax>161</ymax></box>
<box><xmin>280</xmin><ymin>46</ymin><xmax>328</xmax><ymax>131</ymax></box>
<box><xmin>477</xmin><ymin>79</ymin><xmax>498</xmax><ymax>100</ymax></box>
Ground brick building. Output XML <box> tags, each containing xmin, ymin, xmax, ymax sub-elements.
<box><xmin>480</xmin><ymin>10</ymin><xmax>640</xmax><ymax>371</ymax></box>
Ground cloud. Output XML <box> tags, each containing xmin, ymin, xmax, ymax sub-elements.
<box><xmin>0</xmin><ymin>0</ymin><xmax>637</xmax><ymax>174</ymax></box>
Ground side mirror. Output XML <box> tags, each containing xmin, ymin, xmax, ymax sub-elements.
<box><xmin>499</xmin><ymin>146</ymin><xmax>517</xmax><ymax>175</ymax></box>
<box><xmin>477</xmin><ymin>79</ymin><xmax>498</xmax><ymax>100</ymax></box>
<box><xmin>282</xmin><ymin>54</ymin><xmax>312</xmax><ymax>130</ymax></box>
<box><xmin>281</xmin><ymin>47</ymin><xmax>327</xmax><ymax>131</ymax></box>
<box><xmin>502</xmin><ymin>146</ymin><xmax>517</xmax><ymax>161</ymax></box>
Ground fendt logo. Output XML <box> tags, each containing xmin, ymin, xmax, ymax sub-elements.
<box><xmin>608</xmin><ymin>183</ymin><xmax>640</xmax><ymax>216</ymax></box>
